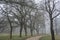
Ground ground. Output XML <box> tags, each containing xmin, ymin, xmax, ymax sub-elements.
<box><xmin>39</xmin><ymin>35</ymin><xmax>60</xmax><ymax>40</ymax></box>
<box><xmin>26</xmin><ymin>36</ymin><xmax>42</xmax><ymax>40</ymax></box>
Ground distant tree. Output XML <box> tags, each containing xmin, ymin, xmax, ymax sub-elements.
<box><xmin>0</xmin><ymin>4</ymin><xmax>13</xmax><ymax>39</ymax></box>
<box><xmin>0</xmin><ymin>17</ymin><xmax>7</xmax><ymax>33</ymax></box>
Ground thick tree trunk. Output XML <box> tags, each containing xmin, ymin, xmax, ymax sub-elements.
<box><xmin>50</xmin><ymin>15</ymin><xmax>55</xmax><ymax>40</ymax></box>
<box><xmin>30</xmin><ymin>21</ymin><xmax>33</xmax><ymax>36</ymax></box>
<box><xmin>30</xmin><ymin>28</ymin><xmax>33</xmax><ymax>36</ymax></box>
<box><xmin>24</xmin><ymin>27</ymin><xmax>27</xmax><ymax>36</ymax></box>
<box><xmin>20</xmin><ymin>21</ymin><xmax>23</xmax><ymax>37</ymax></box>
<box><xmin>10</xmin><ymin>25</ymin><xmax>12</xmax><ymax>39</ymax></box>
<box><xmin>7</xmin><ymin>15</ymin><xmax>13</xmax><ymax>39</ymax></box>
<box><xmin>8</xmin><ymin>20</ymin><xmax>13</xmax><ymax>39</ymax></box>
<box><xmin>9</xmin><ymin>21</ymin><xmax>13</xmax><ymax>39</ymax></box>
<box><xmin>20</xmin><ymin>26</ymin><xmax>23</xmax><ymax>37</ymax></box>
<box><xmin>19</xmin><ymin>17</ymin><xmax>23</xmax><ymax>37</ymax></box>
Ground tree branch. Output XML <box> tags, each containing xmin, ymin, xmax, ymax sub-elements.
<box><xmin>52</xmin><ymin>13</ymin><xmax>60</xmax><ymax>19</ymax></box>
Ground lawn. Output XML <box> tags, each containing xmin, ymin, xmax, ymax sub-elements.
<box><xmin>39</xmin><ymin>35</ymin><xmax>60</xmax><ymax>40</ymax></box>
<box><xmin>0</xmin><ymin>34</ymin><xmax>31</xmax><ymax>40</ymax></box>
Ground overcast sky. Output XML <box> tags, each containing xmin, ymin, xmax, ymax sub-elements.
<box><xmin>35</xmin><ymin>0</ymin><xmax>42</xmax><ymax>3</ymax></box>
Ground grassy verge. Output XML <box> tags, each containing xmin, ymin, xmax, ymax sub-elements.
<box><xmin>0</xmin><ymin>34</ymin><xmax>31</xmax><ymax>40</ymax></box>
<box><xmin>0</xmin><ymin>34</ymin><xmax>41</xmax><ymax>40</ymax></box>
<box><xmin>39</xmin><ymin>35</ymin><xmax>60</xmax><ymax>40</ymax></box>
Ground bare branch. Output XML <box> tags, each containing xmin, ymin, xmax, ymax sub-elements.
<box><xmin>45</xmin><ymin>0</ymin><xmax>49</xmax><ymax>13</ymax></box>
<box><xmin>52</xmin><ymin>13</ymin><xmax>60</xmax><ymax>19</ymax></box>
<box><xmin>52</xmin><ymin>0</ymin><xmax>55</xmax><ymax>11</ymax></box>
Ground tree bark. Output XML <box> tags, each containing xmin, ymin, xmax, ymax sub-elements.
<box><xmin>20</xmin><ymin>21</ymin><xmax>23</xmax><ymax>37</ymax></box>
<box><xmin>24</xmin><ymin>27</ymin><xmax>27</xmax><ymax>36</ymax></box>
<box><xmin>30</xmin><ymin>28</ymin><xmax>33</xmax><ymax>36</ymax></box>
<box><xmin>10</xmin><ymin>24</ymin><xmax>13</xmax><ymax>39</ymax></box>
<box><xmin>20</xmin><ymin>25</ymin><xmax>23</xmax><ymax>37</ymax></box>
<box><xmin>7</xmin><ymin>14</ymin><xmax>13</xmax><ymax>39</ymax></box>
<box><xmin>50</xmin><ymin>15</ymin><xmax>55</xmax><ymax>40</ymax></box>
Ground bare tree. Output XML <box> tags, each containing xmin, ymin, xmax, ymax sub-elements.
<box><xmin>0</xmin><ymin>4</ymin><xmax>13</xmax><ymax>39</ymax></box>
<box><xmin>39</xmin><ymin>0</ymin><xmax>60</xmax><ymax>40</ymax></box>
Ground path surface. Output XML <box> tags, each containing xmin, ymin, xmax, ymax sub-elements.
<box><xmin>26</xmin><ymin>36</ymin><xmax>42</xmax><ymax>40</ymax></box>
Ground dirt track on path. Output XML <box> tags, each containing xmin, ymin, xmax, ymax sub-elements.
<box><xmin>26</xmin><ymin>36</ymin><xmax>42</xmax><ymax>40</ymax></box>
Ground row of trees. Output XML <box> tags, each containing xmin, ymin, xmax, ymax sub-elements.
<box><xmin>0</xmin><ymin>0</ymin><xmax>45</xmax><ymax>39</ymax></box>
<box><xmin>0</xmin><ymin>0</ymin><xmax>60</xmax><ymax>40</ymax></box>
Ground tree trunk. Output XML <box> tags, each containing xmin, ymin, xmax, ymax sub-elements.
<box><xmin>30</xmin><ymin>21</ymin><xmax>33</xmax><ymax>36</ymax></box>
<box><xmin>30</xmin><ymin>28</ymin><xmax>33</xmax><ymax>36</ymax></box>
<box><xmin>10</xmin><ymin>25</ymin><xmax>13</xmax><ymax>39</ymax></box>
<box><xmin>9</xmin><ymin>20</ymin><xmax>13</xmax><ymax>39</ymax></box>
<box><xmin>20</xmin><ymin>22</ymin><xmax>23</xmax><ymax>37</ymax></box>
<box><xmin>20</xmin><ymin>26</ymin><xmax>23</xmax><ymax>37</ymax></box>
<box><xmin>19</xmin><ymin>17</ymin><xmax>23</xmax><ymax>37</ymax></box>
<box><xmin>36</xmin><ymin>30</ymin><xmax>39</xmax><ymax>35</ymax></box>
<box><xmin>50</xmin><ymin>15</ymin><xmax>55</xmax><ymax>40</ymax></box>
<box><xmin>7</xmin><ymin>15</ymin><xmax>13</xmax><ymax>39</ymax></box>
<box><xmin>36</xmin><ymin>25</ymin><xmax>39</xmax><ymax>35</ymax></box>
<box><xmin>24</xmin><ymin>26</ymin><xmax>27</xmax><ymax>36</ymax></box>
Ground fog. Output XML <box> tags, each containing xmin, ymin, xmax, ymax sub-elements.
<box><xmin>0</xmin><ymin>0</ymin><xmax>60</xmax><ymax>40</ymax></box>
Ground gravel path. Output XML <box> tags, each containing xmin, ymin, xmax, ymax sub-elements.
<box><xmin>26</xmin><ymin>36</ymin><xmax>42</xmax><ymax>40</ymax></box>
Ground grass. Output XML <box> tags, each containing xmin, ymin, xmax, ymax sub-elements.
<box><xmin>0</xmin><ymin>34</ymin><xmax>31</xmax><ymax>40</ymax></box>
<box><xmin>39</xmin><ymin>35</ymin><xmax>60</xmax><ymax>40</ymax></box>
<box><xmin>0</xmin><ymin>34</ymin><xmax>41</xmax><ymax>40</ymax></box>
